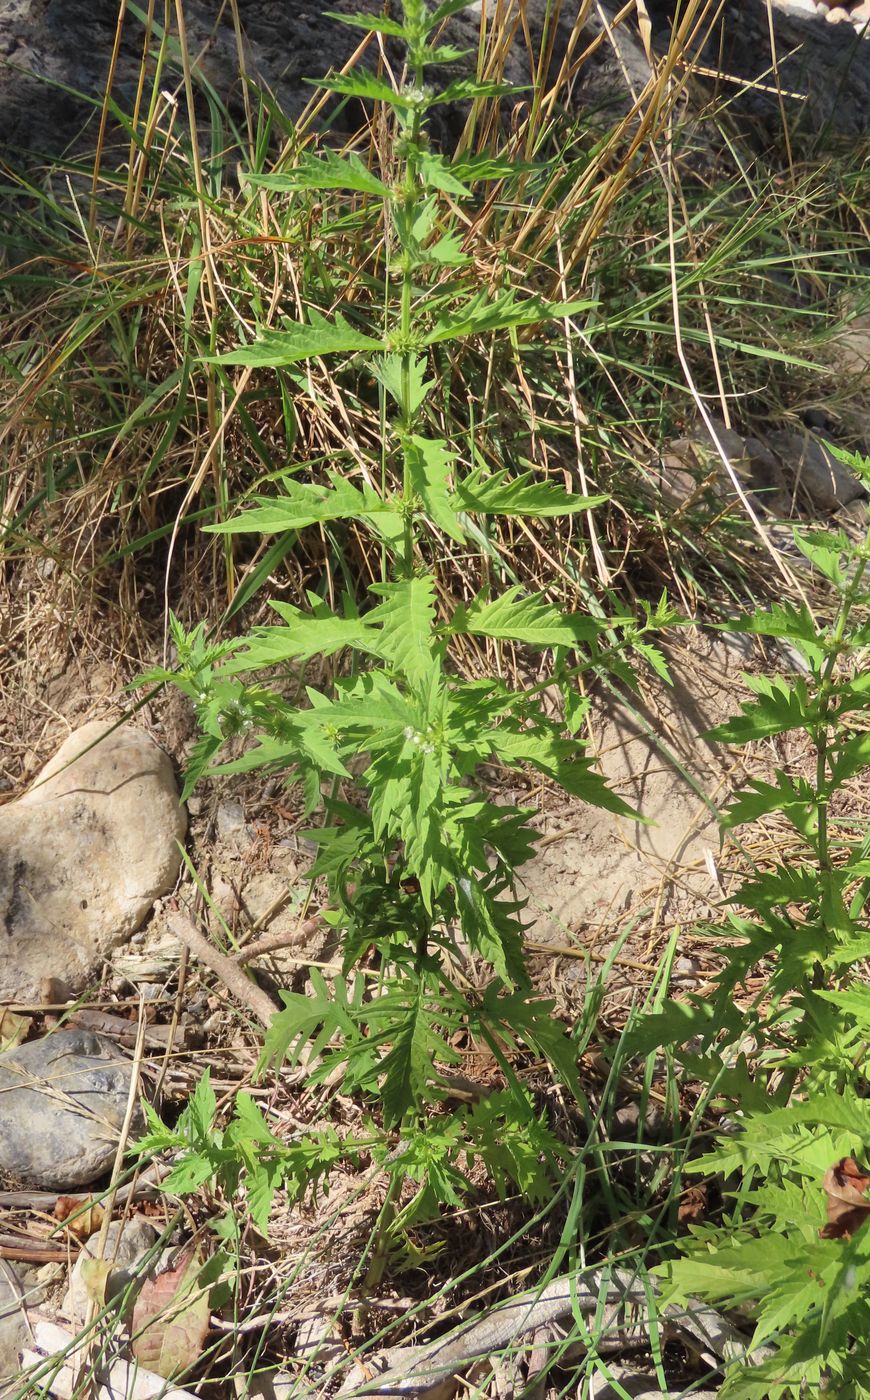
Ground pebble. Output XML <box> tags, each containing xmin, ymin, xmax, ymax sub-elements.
<box><xmin>768</xmin><ymin>429</ymin><xmax>866</xmax><ymax>512</ymax></box>
<box><xmin>216</xmin><ymin>798</ymin><xmax>250</xmax><ymax>847</ymax></box>
<box><xmin>0</xmin><ymin>1030</ymin><xmax>140</xmax><ymax>1190</ymax></box>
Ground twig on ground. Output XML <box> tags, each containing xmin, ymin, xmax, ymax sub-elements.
<box><xmin>65</xmin><ymin>1008</ymin><xmax>200</xmax><ymax>1050</ymax></box>
<box><xmin>0</xmin><ymin>1162</ymin><xmax>167</xmax><ymax>1212</ymax></box>
<box><xmin>167</xmin><ymin>911</ymin><xmax>280</xmax><ymax>1028</ymax></box>
<box><xmin>234</xmin><ymin>916</ymin><xmax>324</xmax><ymax>966</ymax></box>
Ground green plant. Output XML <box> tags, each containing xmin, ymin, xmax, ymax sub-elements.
<box><xmin>141</xmin><ymin>0</ymin><xmax>675</xmax><ymax>1239</ymax></box>
<box><xmin>135</xmin><ymin>1068</ymin><xmax>349</xmax><ymax>1236</ymax></box>
<box><xmin>632</xmin><ymin>445</ymin><xmax>870</xmax><ymax>1397</ymax></box>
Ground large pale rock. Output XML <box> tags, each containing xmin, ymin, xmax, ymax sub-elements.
<box><xmin>0</xmin><ymin>1030</ymin><xmax>139</xmax><ymax>1189</ymax></box>
<box><xmin>0</xmin><ymin>722</ymin><xmax>186</xmax><ymax>1002</ymax></box>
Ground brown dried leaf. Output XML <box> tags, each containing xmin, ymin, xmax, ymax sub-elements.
<box><xmin>54</xmin><ymin>1196</ymin><xmax>105</xmax><ymax>1240</ymax></box>
<box><xmin>677</xmin><ymin>1183</ymin><xmax>709</xmax><ymax>1228</ymax></box>
<box><xmin>131</xmin><ymin>1247</ymin><xmax>210</xmax><ymax>1379</ymax></box>
<box><xmin>820</xmin><ymin>1157</ymin><xmax>870</xmax><ymax>1240</ymax></box>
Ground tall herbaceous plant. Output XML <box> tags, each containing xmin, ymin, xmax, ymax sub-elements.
<box><xmin>142</xmin><ymin>0</ymin><xmax>671</xmax><ymax>1230</ymax></box>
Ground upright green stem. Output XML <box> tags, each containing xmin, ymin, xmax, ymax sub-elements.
<box><xmin>395</xmin><ymin>8</ymin><xmax>429</xmax><ymax>575</ymax></box>
<box><xmin>809</xmin><ymin>548</ymin><xmax>869</xmax><ymax>990</ymax></box>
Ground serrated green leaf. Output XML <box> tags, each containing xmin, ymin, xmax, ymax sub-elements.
<box><xmin>247</xmin><ymin>151</ymin><xmax>391</xmax><ymax>197</ymax></box>
<box><xmin>822</xmin><ymin>438</ymin><xmax>870</xmax><ymax>486</ymax></box>
<box><xmin>793</xmin><ymin>529</ymin><xmax>846</xmax><ymax>585</ymax></box>
<box><xmin>421</xmin><ymin>43</ymin><xmax>472</xmax><ymax>63</ymax></box>
<box><xmin>379</xmin><ymin>986</ymin><xmax>431</xmax><ymax>1126</ymax></box>
<box><xmin>206</xmin><ymin>474</ymin><xmax>397</xmax><ymax>535</ymax></box>
<box><xmin>431</xmin><ymin>0</ymin><xmax>476</xmax><ymax>20</ymax></box>
<box><xmin>314</xmin><ymin>671</ymin><xmax>417</xmax><ymax>734</ymax></box>
<box><xmin>184</xmin><ymin>1068</ymin><xmax>216</xmax><ymax>1142</ymax></box>
<box><xmin>450</xmin><ymin>586</ymin><xmax>603</xmax><ymax>647</ymax></box>
<box><xmin>314</xmin><ymin>72</ymin><xmax>412</xmax><ymax>108</ymax></box>
<box><xmin>418</xmin><ymin>152</ymin><xmax>471</xmax><ymax>197</ymax></box>
<box><xmin>245</xmin><ymin>1156</ymin><xmax>284</xmax><ymax>1235</ymax></box>
<box><xmin>323</xmin><ymin>8</ymin><xmax>409</xmax><ymax>37</ymax></box>
<box><xmin>722</xmin><ymin>771</ymin><xmax>819</xmax><ymax>837</ymax></box>
<box><xmin>453</xmin><ymin>465</ymin><xmax>606</xmax><ymax>518</ymax></box>
<box><xmin>162</xmin><ymin>1154</ymin><xmax>218</xmax><ymax>1194</ymax></box>
<box><xmin>454</xmin><ymin>876</ymin><xmax>528</xmax><ymax>986</ymax></box>
<box><xmin>210</xmin><ymin>314</ymin><xmax>385</xmax><ymax>368</ymax></box>
<box><xmin>829</xmin><ymin>733</ymin><xmax>870</xmax><ymax>789</ymax></box>
<box><xmin>224</xmin><ymin>604</ymin><xmax>376</xmax><ymax>671</ymax></box>
<box><xmin>451</xmin><ymin>153</ymin><xmax>540</xmax><ymax>181</ymax></box>
<box><xmin>625</xmin><ymin>998</ymin><xmax>719</xmax><ymax>1058</ymax></box>
<box><xmin>708</xmin><ymin>674</ymin><xmax>818</xmax><ymax>744</ymax></box>
<box><xmin>406</xmin><ymin>434</ymin><xmax>465</xmax><ymax>539</ymax></box>
<box><xmin>367</xmin><ymin>576</ymin><xmax>437</xmax><ymax>683</ymax></box>
<box><xmin>430</xmin><ymin>78</ymin><xmax>519</xmax><ymax>105</ymax></box>
<box><xmin>423</xmin><ymin>290</ymin><xmax>596</xmax><ymax>344</ymax></box>
<box><xmin>490</xmin><ymin>726</ymin><xmax>638</xmax><ymax>818</ymax></box>
<box><xmin>258</xmin><ymin>973</ymin><xmax>355</xmax><ymax>1076</ymax></box>
<box><xmin>371</xmin><ymin>353</ymin><xmax>435</xmax><ymax>414</ymax></box>
<box><xmin>227</xmin><ymin>1092</ymin><xmax>283</xmax><ymax>1148</ymax></box>
<box><xmin>427</xmin><ymin>231</ymin><xmax>468</xmax><ymax>265</ymax></box>
<box><xmin>180</xmin><ymin>732</ymin><xmax>222</xmax><ymax>802</ymax></box>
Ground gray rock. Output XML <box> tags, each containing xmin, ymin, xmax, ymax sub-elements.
<box><xmin>0</xmin><ymin>0</ymin><xmax>642</xmax><ymax>164</ymax></box>
<box><xmin>0</xmin><ymin>1261</ymin><xmax>27</xmax><ymax>1386</ymax></box>
<box><xmin>0</xmin><ymin>721</ymin><xmax>186</xmax><ymax>1003</ymax></box>
<box><xmin>769</xmin><ymin>429</ymin><xmax>866</xmax><ymax>511</ymax></box>
<box><xmin>63</xmin><ymin>1218</ymin><xmax>159</xmax><ymax>1326</ymax></box>
<box><xmin>0</xmin><ymin>1030</ymin><xmax>141</xmax><ymax>1189</ymax></box>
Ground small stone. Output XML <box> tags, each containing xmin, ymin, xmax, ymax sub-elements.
<box><xmin>614</xmin><ymin>1101</ymin><xmax>663</xmax><ymax>1138</ymax></box>
<box><xmin>216</xmin><ymin>798</ymin><xmax>250</xmax><ymax>847</ymax></box>
<box><xmin>248</xmin><ymin>1371</ymin><xmax>296</xmax><ymax>1400</ymax></box>
<box><xmin>0</xmin><ymin>1030</ymin><xmax>141</xmax><ymax>1190</ymax></box>
<box><xmin>0</xmin><ymin>722</ymin><xmax>187</xmax><ymax>1003</ymax></box>
<box><xmin>769</xmin><ymin>430</ymin><xmax>866</xmax><ymax>512</ymax></box>
<box><xmin>826</xmin><ymin>5</ymin><xmax>852</xmax><ymax>18</ymax></box>
<box><xmin>63</xmin><ymin>1218</ymin><xmax>158</xmax><ymax>1326</ymax></box>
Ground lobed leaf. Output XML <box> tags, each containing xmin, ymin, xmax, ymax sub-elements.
<box><xmin>450</xmin><ymin>586</ymin><xmax>603</xmax><ymax>647</ymax></box>
<box><xmin>247</xmin><ymin>150</ymin><xmax>391</xmax><ymax>197</ymax></box>
<box><xmin>454</xmin><ymin>465</ymin><xmax>607</xmax><ymax>519</ymax></box>
<box><xmin>210</xmin><ymin>313</ymin><xmax>385</xmax><ymax>368</ymax></box>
